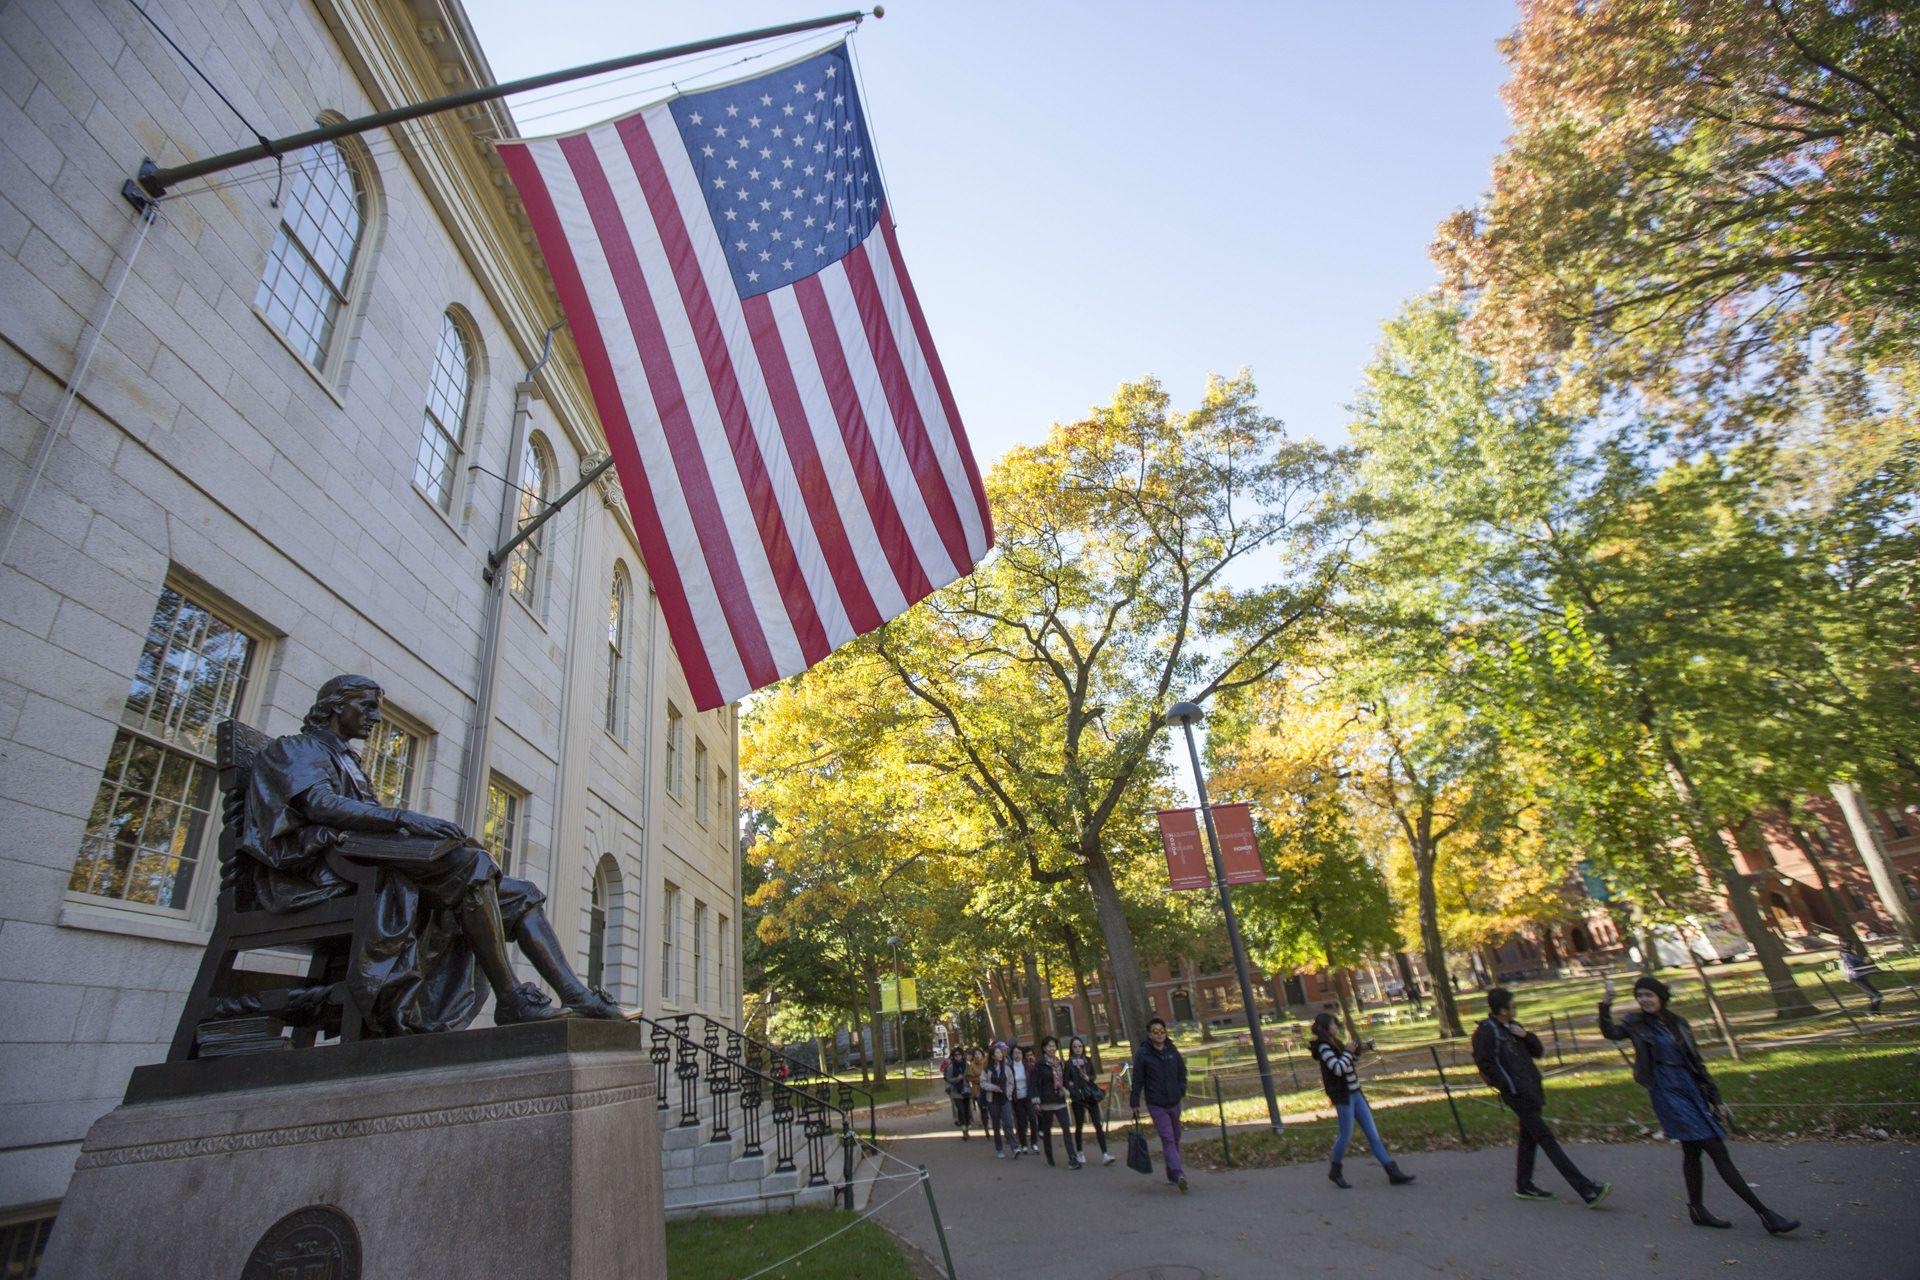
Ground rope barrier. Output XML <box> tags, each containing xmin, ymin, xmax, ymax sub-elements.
<box><xmin>734</xmin><ymin>1172</ymin><xmax>931</xmax><ymax>1280</ymax></box>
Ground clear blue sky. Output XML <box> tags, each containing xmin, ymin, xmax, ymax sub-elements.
<box><xmin>464</xmin><ymin>1</ymin><xmax>1518</xmax><ymax>464</ymax></box>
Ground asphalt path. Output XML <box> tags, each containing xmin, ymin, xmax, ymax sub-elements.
<box><xmin>869</xmin><ymin>1105</ymin><xmax>1919</xmax><ymax>1279</ymax></box>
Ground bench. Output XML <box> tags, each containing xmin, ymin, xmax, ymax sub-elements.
<box><xmin>165</xmin><ymin>719</ymin><xmax>381</xmax><ymax>1061</ymax></box>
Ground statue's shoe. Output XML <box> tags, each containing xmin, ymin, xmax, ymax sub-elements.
<box><xmin>562</xmin><ymin>986</ymin><xmax>627</xmax><ymax>1020</ymax></box>
<box><xmin>496</xmin><ymin>982</ymin><xmax>570</xmax><ymax>1024</ymax></box>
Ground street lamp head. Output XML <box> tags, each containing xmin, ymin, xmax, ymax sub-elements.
<box><xmin>887</xmin><ymin>935</ymin><xmax>901</xmax><ymax>948</ymax></box>
<box><xmin>1166</xmin><ymin>701</ymin><xmax>1203</xmax><ymax>726</ymax></box>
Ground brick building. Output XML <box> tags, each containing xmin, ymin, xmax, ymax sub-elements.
<box><xmin>0</xmin><ymin>0</ymin><xmax>743</xmax><ymax>1251</ymax></box>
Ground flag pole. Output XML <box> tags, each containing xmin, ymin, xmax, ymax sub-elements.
<box><xmin>123</xmin><ymin>8</ymin><xmax>880</xmax><ymax>210</ymax></box>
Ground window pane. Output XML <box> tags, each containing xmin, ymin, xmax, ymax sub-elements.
<box><xmin>482</xmin><ymin>781</ymin><xmax>520</xmax><ymax>876</ymax></box>
<box><xmin>605</xmin><ymin>569</ymin><xmax>630</xmax><ymax>739</ymax></box>
<box><xmin>257</xmin><ymin>143</ymin><xmax>364</xmax><ymax>368</ymax></box>
<box><xmin>509</xmin><ymin>437</ymin><xmax>552</xmax><ymax>606</ymax></box>
<box><xmin>69</xmin><ymin>728</ymin><xmax>213</xmax><ymax>910</ymax></box>
<box><xmin>360</xmin><ymin>720</ymin><xmax>419</xmax><ymax>809</ymax></box>
<box><xmin>415</xmin><ymin>314</ymin><xmax>472</xmax><ymax>511</ymax></box>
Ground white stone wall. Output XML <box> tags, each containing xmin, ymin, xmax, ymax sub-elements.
<box><xmin>0</xmin><ymin>0</ymin><xmax>741</xmax><ymax>1213</ymax></box>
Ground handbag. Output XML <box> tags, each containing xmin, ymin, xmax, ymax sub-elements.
<box><xmin>1126</xmin><ymin>1120</ymin><xmax>1154</xmax><ymax>1175</ymax></box>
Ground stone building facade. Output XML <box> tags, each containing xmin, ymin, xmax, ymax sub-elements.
<box><xmin>0</xmin><ymin>0</ymin><xmax>743</xmax><ymax>1243</ymax></box>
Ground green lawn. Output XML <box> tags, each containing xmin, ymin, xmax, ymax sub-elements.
<box><xmin>1187</xmin><ymin>1030</ymin><xmax>1920</xmax><ymax>1171</ymax></box>
<box><xmin>666</xmin><ymin>1210</ymin><xmax>915</xmax><ymax>1279</ymax></box>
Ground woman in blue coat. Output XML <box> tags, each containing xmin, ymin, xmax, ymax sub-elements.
<box><xmin>1599</xmin><ymin>974</ymin><xmax>1798</xmax><ymax>1234</ymax></box>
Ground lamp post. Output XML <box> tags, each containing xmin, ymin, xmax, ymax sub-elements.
<box><xmin>1166</xmin><ymin>700</ymin><xmax>1284</xmax><ymax>1133</ymax></box>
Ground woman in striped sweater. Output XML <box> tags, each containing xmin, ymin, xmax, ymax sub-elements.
<box><xmin>1310</xmin><ymin>1011</ymin><xmax>1416</xmax><ymax>1189</ymax></box>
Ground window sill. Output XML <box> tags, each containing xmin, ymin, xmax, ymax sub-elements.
<box><xmin>252</xmin><ymin>306</ymin><xmax>347</xmax><ymax>409</ymax></box>
<box><xmin>510</xmin><ymin>590</ymin><xmax>549</xmax><ymax>632</ymax></box>
<box><xmin>59</xmin><ymin>898</ymin><xmax>210</xmax><ymax>947</ymax></box>
<box><xmin>413</xmin><ymin>483</ymin><xmax>470</xmax><ymax>542</ymax></box>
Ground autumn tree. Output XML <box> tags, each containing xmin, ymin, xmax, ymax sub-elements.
<box><xmin>874</xmin><ymin>374</ymin><xmax>1354</xmax><ymax>1043</ymax></box>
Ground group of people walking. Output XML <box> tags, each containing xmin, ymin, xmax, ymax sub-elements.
<box><xmin>942</xmin><ymin>1034</ymin><xmax>1118</xmax><ymax>1170</ymax></box>
<box><xmin>1302</xmin><ymin>976</ymin><xmax>1798</xmax><ymax>1235</ymax></box>
<box><xmin>939</xmin><ymin>974</ymin><xmax>1802</xmax><ymax>1235</ymax></box>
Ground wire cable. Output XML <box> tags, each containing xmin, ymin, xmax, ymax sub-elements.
<box><xmin>124</xmin><ymin>0</ymin><xmax>271</xmax><ymax>151</ymax></box>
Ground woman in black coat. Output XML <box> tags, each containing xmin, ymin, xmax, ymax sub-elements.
<box><xmin>1599</xmin><ymin>974</ymin><xmax>1799</xmax><ymax>1233</ymax></box>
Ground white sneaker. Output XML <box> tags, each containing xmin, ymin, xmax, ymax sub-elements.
<box><xmin>1030</xmin><ymin>1143</ymin><xmax>1040</xmax><ymax>1154</ymax></box>
<box><xmin>996</xmin><ymin>1151</ymin><xmax>1006</xmax><ymax>1160</ymax></box>
<box><xmin>1102</xmin><ymin>1152</ymin><xmax>1115</xmax><ymax>1165</ymax></box>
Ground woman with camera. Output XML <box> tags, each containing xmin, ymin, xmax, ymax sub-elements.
<box><xmin>1310</xmin><ymin>1011</ymin><xmax>1415</xmax><ymax>1189</ymax></box>
<box><xmin>1599</xmin><ymin>974</ymin><xmax>1799</xmax><ymax>1233</ymax></box>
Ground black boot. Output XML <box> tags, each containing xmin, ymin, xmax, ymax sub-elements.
<box><xmin>455</xmin><ymin>883</ymin><xmax>567</xmax><ymax>1024</ymax></box>
<box><xmin>1759</xmin><ymin>1208</ymin><xmax>1800</xmax><ymax>1235</ymax></box>
<box><xmin>1385</xmin><ymin>1162</ymin><xmax>1416</xmax><ymax>1185</ymax></box>
<box><xmin>1689</xmin><ymin>1203</ymin><xmax>1732</xmax><ymax>1229</ymax></box>
<box><xmin>516</xmin><ymin>906</ymin><xmax>625</xmax><ymax>1019</ymax></box>
<box><xmin>1328</xmin><ymin>1162</ymin><xmax>1351</xmax><ymax>1189</ymax></box>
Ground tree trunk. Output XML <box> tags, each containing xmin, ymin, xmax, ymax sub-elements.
<box><xmin>1395</xmin><ymin>952</ymin><xmax>1423</xmax><ymax>1009</ymax></box>
<box><xmin>1830</xmin><ymin>782</ymin><xmax>1920</xmax><ymax>947</ymax></box>
<box><xmin>1334</xmin><ymin>969</ymin><xmax>1362</xmax><ymax>1041</ymax></box>
<box><xmin>1061</xmin><ymin>924</ymin><xmax>1103</xmax><ymax>1071</ymax></box>
<box><xmin>1658</xmin><ymin>745</ymin><xmax>1816</xmax><ymax>1018</ymax></box>
<box><xmin>1082</xmin><ymin>845</ymin><xmax>1152</xmax><ymax>1046</ymax></box>
<box><xmin>1413</xmin><ymin>846</ymin><xmax>1465</xmax><ymax>1037</ymax></box>
<box><xmin>1101</xmin><ymin>961</ymin><xmax>1124</xmax><ymax>1047</ymax></box>
<box><xmin>978</xmin><ymin>977</ymin><xmax>1002</xmax><ymax>1041</ymax></box>
<box><xmin>865</xmin><ymin>962</ymin><xmax>889</xmax><ymax>1087</ymax></box>
<box><xmin>1022</xmin><ymin>952</ymin><xmax>1049</xmax><ymax>1046</ymax></box>
<box><xmin>1782</xmin><ymin>806</ymin><xmax>1862</xmax><ymax>954</ymax></box>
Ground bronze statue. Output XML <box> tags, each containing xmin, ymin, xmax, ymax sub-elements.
<box><xmin>242</xmin><ymin>674</ymin><xmax>622</xmax><ymax>1034</ymax></box>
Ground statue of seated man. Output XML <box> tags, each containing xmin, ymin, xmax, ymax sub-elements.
<box><xmin>242</xmin><ymin>673</ymin><xmax>623</xmax><ymax>1033</ymax></box>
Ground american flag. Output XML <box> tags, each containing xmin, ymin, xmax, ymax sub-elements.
<box><xmin>498</xmin><ymin>44</ymin><xmax>993</xmax><ymax>711</ymax></box>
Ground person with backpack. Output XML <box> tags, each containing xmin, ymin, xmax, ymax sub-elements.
<box><xmin>1472</xmin><ymin>987</ymin><xmax>1611</xmax><ymax>1206</ymax></box>
<box><xmin>1310</xmin><ymin>1011</ymin><xmax>1415</xmax><ymax>1190</ymax></box>
<box><xmin>942</xmin><ymin>1044</ymin><xmax>973</xmax><ymax>1140</ymax></box>
<box><xmin>1129</xmin><ymin>1016</ymin><xmax>1190</xmax><ymax>1192</ymax></box>
<box><xmin>1065</xmin><ymin>1035</ymin><xmax>1114</xmax><ymax>1165</ymax></box>
<box><xmin>1034</xmin><ymin>1035</ymin><xmax>1084</xmax><ymax>1168</ymax></box>
<box><xmin>1600</xmin><ymin>975</ymin><xmax>1800</xmax><ymax>1234</ymax></box>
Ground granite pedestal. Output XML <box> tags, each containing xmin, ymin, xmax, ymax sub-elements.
<box><xmin>38</xmin><ymin>1019</ymin><xmax>664</xmax><ymax>1280</ymax></box>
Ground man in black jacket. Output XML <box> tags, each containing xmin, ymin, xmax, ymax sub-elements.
<box><xmin>1472</xmin><ymin>988</ymin><xmax>1611</xmax><ymax>1206</ymax></box>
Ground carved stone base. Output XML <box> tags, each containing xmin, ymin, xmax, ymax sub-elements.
<box><xmin>39</xmin><ymin>1019</ymin><xmax>664</xmax><ymax>1280</ymax></box>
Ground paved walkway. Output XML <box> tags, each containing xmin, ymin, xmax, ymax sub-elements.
<box><xmin>869</xmin><ymin>1107</ymin><xmax>1918</xmax><ymax>1279</ymax></box>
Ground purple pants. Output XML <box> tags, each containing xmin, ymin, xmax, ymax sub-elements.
<box><xmin>1148</xmin><ymin>1102</ymin><xmax>1184</xmax><ymax>1180</ymax></box>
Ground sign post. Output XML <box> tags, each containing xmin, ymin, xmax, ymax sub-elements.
<box><xmin>1164</xmin><ymin>701</ymin><xmax>1284</xmax><ymax>1133</ymax></box>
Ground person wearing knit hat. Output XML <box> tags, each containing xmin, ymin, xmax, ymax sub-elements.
<box><xmin>1472</xmin><ymin>987</ymin><xmax>1611</xmax><ymax>1206</ymax></box>
<box><xmin>1599</xmin><ymin>972</ymin><xmax>1800</xmax><ymax>1235</ymax></box>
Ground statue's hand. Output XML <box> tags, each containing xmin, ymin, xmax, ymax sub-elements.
<box><xmin>398</xmin><ymin>811</ymin><xmax>465</xmax><ymax>841</ymax></box>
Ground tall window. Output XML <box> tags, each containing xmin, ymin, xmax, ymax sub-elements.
<box><xmin>718</xmin><ymin>914</ymin><xmax>731</xmax><ymax>1011</ymax></box>
<box><xmin>587</xmin><ymin>868</ymin><xmax>609</xmax><ymax>991</ymax></box>
<box><xmin>482</xmin><ymin>778</ymin><xmax>523</xmax><ymax>875</ymax></box>
<box><xmin>660</xmin><ymin>882</ymin><xmax>681</xmax><ymax>1004</ymax></box>
<box><xmin>255</xmin><ymin>141</ymin><xmax>367</xmax><ymax>368</ymax></box>
<box><xmin>693</xmin><ymin>900</ymin><xmax>708</xmax><ymax>1005</ymax></box>
<box><xmin>693</xmin><ymin>739</ymin><xmax>709</xmax><ymax>824</ymax></box>
<box><xmin>414</xmin><ymin>311</ymin><xmax>475</xmax><ymax>511</ymax></box>
<box><xmin>508</xmin><ymin>433</ymin><xmax>554</xmax><ymax>608</ymax></box>
<box><xmin>664</xmin><ymin>703</ymin><xmax>683</xmax><ymax>798</ymax></box>
<box><xmin>1884</xmin><ymin>808</ymin><xmax>1913</xmax><ymax>840</ymax></box>
<box><xmin>605</xmin><ymin>564</ymin><xmax>632</xmax><ymax>741</ymax></box>
<box><xmin>360</xmin><ymin>712</ymin><xmax>420</xmax><ymax>808</ymax></box>
<box><xmin>69</xmin><ymin>585</ymin><xmax>257</xmax><ymax>912</ymax></box>
<box><xmin>715</xmin><ymin>768</ymin><xmax>729</xmax><ymax>832</ymax></box>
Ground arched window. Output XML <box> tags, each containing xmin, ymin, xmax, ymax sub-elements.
<box><xmin>587</xmin><ymin>869</ymin><xmax>609</xmax><ymax>991</ymax></box>
<box><xmin>605</xmin><ymin>563</ymin><xmax>631</xmax><ymax>741</ymax></box>
<box><xmin>414</xmin><ymin>311</ymin><xmax>475</xmax><ymax>511</ymax></box>
<box><xmin>588</xmin><ymin>854</ymin><xmax>626</xmax><ymax>997</ymax></box>
<box><xmin>255</xmin><ymin>139</ymin><xmax>369</xmax><ymax>369</ymax></box>
<box><xmin>509</xmin><ymin>433</ymin><xmax>554</xmax><ymax>608</ymax></box>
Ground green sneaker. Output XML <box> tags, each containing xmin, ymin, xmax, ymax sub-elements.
<box><xmin>1515</xmin><ymin>1186</ymin><xmax>1555</xmax><ymax>1202</ymax></box>
<box><xmin>1583</xmin><ymin>1183</ymin><xmax>1613</xmax><ymax>1209</ymax></box>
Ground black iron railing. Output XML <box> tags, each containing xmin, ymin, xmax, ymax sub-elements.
<box><xmin>686</xmin><ymin>1011</ymin><xmax>878</xmax><ymax>1146</ymax></box>
<box><xmin>632</xmin><ymin>1013</ymin><xmax>860</xmax><ymax>1207</ymax></box>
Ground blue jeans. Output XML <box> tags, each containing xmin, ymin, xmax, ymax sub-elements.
<box><xmin>1332</xmin><ymin>1092</ymin><xmax>1391</xmax><ymax>1166</ymax></box>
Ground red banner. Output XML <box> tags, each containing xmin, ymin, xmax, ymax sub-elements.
<box><xmin>1212</xmin><ymin>803</ymin><xmax>1268</xmax><ymax>884</ymax></box>
<box><xmin>1156</xmin><ymin>809</ymin><xmax>1210</xmax><ymax>891</ymax></box>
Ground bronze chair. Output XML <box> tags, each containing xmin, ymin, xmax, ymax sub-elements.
<box><xmin>166</xmin><ymin>720</ymin><xmax>381</xmax><ymax>1061</ymax></box>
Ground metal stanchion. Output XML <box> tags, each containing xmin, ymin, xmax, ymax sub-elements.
<box><xmin>1547</xmin><ymin>1013</ymin><xmax>1564</xmax><ymax>1066</ymax></box>
<box><xmin>1429</xmin><ymin>1045</ymin><xmax>1469</xmax><ymax>1144</ymax></box>
<box><xmin>918</xmin><ymin>1166</ymin><xmax>959</xmax><ymax>1280</ymax></box>
<box><xmin>1214</xmin><ymin>1070</ymin><xmax>1231</xmax><ymax>1165</ymax></box>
